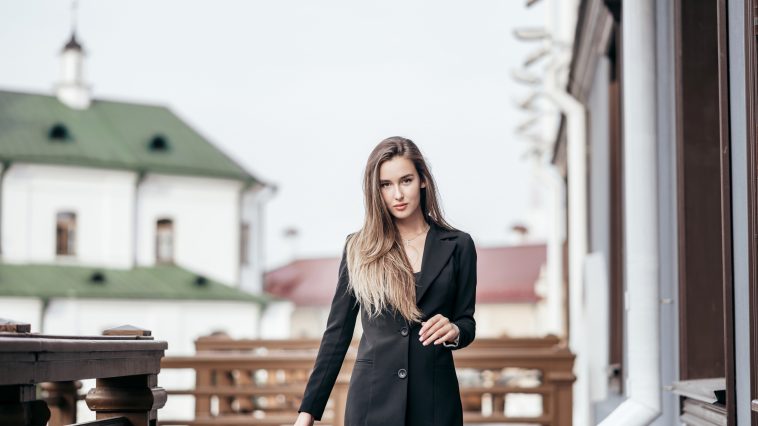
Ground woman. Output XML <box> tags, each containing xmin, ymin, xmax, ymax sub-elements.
<box><xmin>294</xmin><ymin>136</ymin><xmax>477</xmax><ymax>426</ymax></box>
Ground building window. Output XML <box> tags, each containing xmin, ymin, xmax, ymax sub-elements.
<box><xmin>156</xmin><ymin>218</ymin><xmax>174</xmax><ymax>264</ymax></box>
<box><xmin>240</xmin><ymin>222</ymin><xmax>250</xmax><ymax>265</ymax></box>
<box><xmin>55</xmin><ymin>212</ymin><xmax>77</xmax><ymax>256</ymax></box>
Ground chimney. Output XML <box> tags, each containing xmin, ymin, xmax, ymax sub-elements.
<box><xmin>510</xmin><ymin>223</ymin><xmax>530</xmax><ymax>244</ymax></box>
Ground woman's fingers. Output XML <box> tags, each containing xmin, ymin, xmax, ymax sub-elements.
<box><xmin>419</xmin><ymin>314</ymin><xmax>442</xmax><ymax>336</ymax></box>
<box><xmin>434</xmin><ymin>328</ymin><xmax>457</xmax><ymax>345</ymax></box>
<box><xmin>420</xmin><ymin>316</ymin><xmax>451</xmax><ymax>345</ymax></box>
<box><xmin>424</xmin><ymin>324</ymin><xmax>454</xmax><ymax>345</ymax></box>
<box><xmin>419</xmin><ymin>314</ymin><xmax>444</xmax><ymax>339</ymax></box>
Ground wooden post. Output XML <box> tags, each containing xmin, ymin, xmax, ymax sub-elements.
<box><xmin>541</xmin><ymin>389</ymin><xmax>553</xmax><ymax>423</ymax></box>
<box><xmin>265</xmin><ymin>367</ymin><xmax>277</xmax><ymax>412</ymax></box>
<box><xmin>0</xmin><ymin>320</ymin><xmax>48</xmax><ymax>426</ymax></box>
<box><xmin>233</xmin><ymin>369</ymin><xmax>254</xmax><ymax>413</ymax></box>
<box><xmin>492</xmin><ymin>394</ymin><xmax>505</xmax><ymax>417</ymax></box>
<box><xmin>41</xmin><ymin>381</ymin><xmax>80</xmax><ymax>426</ymax></box>
<box><xmin>194</xmin><ymin>369</ymin><xmax>212</xmax><ymax>417</ymax></box>
<box><xmin>86</xmin><ymin>374</ymin><xmax>166</xmax><ymax>426</ymax></box>
<box><xmin>216</xmin><ymin>368</ymin><xmax>234</xmax><ymax>415</ymax></box>
<box><xmin>0</xmin><ymin>385</ymin><xmax>50</xmax><ymax>426</ymax></box>
<box><xmin>546</xmin><ymin>370</ymin><xmax>575</xmax><ymax>426</ymax></box>
<box><xmin>85</xmin><ymin>326</ymin><xmax>167</xmax><ymax>426</ymax></box>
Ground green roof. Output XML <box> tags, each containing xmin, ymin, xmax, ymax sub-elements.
<box><xmin>0</xmin><ymin>89</ymin><xmax>259</xmax><ymax>183</ymax></box>
<box><xmin>0</xmin><ymin>263</ymin><xmax>272</xmax><ymax>303</ymax></box>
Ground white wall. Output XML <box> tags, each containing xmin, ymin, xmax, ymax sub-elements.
<box><xmin>137</xmin><ymin>173</ymin><xmax>243</xmax><ymax>285</ymax></box>
<box><xmin>2</xmin><ymin>163</ymin><xmax>136</xmax><ymax>268</ymax></box>
<box><xmin>0</xmin><ymin>297</ymin><xmax>43</xmax><ymax>332</ymax></box>
<box><xmin>259</xmin><ymin>299</ymin><xmax>295</xmax><ymax>339</ymax></box>
<box><xmin>1</xmin><ymin>164</ymin><xmax>260</xmax><ymax>288</ymax></box>
<box><xmin>475</xmin><ymin>304</ymin><xmax>540</xmax><ymax>337</ymax></box>
<box><xmin>42</xmin><ymin>298</ymin><xmax>261</xmax><ymax>354</ymax></box>
<box><xmin>240</xmin><ymin>185</ymin><xmax>274</xmax><ymax>294</ymax></box>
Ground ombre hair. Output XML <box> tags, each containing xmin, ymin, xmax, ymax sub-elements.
<box><xmin>346</xmin><ymin>136</ymin><xmax>456</xmax><ymax>323</ymax></box>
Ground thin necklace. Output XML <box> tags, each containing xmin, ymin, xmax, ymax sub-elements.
<box><xmin>402</xmin><ymin>224</ymin><xmax>429</xmax><ymax>245</ymax></box>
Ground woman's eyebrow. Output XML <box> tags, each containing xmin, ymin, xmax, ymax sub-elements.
<box><xmin>379</xmin><ymin>174</ymin><xmax>414</xmax><ymax>183</ymax></box>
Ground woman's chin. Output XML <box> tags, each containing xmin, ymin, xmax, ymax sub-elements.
<box><xmin>390</xmin><ymin>207</ymin><xmax>419</xmax><ymax>221</ymax></box>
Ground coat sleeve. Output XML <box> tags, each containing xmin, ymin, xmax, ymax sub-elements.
<box><xmin>450</xmin><ymin>232</ymin><xmax>477</xmax><ymax>350</ymax></box>
<box><xmin>298</xmin><ymin>235</ymin><xmax>359</xmax><ymax>421</ymax></box>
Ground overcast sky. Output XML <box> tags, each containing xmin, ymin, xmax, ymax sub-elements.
<box><xmin>0</xmin><ymin>0</ymin><xmax>548</xmax><ymax>270</ymax></box>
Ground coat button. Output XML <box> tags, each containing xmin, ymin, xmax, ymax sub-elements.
<box><xmin>397</xmin><ymin>368</ymin><xmax>407</xmax><ymax>379</ymax></box>
<box><xmin>400</xmin><ymin>327</ymin><xmax>409</xmax><ymax>336</ymax></box>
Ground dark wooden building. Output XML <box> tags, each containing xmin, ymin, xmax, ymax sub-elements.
<box><xmin>549</xmin><ymin>0</ymin><xmax>758</xmax><ymax>424</ymax></box>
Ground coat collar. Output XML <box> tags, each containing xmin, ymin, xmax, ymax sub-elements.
<box><xmin>415</xmin><ymin>221</ymin><xmax>457</xmax><ymax>304</ymax></box>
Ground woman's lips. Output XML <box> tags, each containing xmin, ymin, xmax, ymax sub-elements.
<box><xmin>394</xmin><ymin>203</ymin><xmax>408</xmax><ymax>210</ymax></box>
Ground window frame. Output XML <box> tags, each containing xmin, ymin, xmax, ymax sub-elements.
<box><xmin>155</xmin><ymin>218</ymin><xmax>175</xmax><ymax>265</ymax></box>
<box><xmin>55</xmin><ymin>211</ymin><xmax>77</xmax><ymax>257</ymax></box>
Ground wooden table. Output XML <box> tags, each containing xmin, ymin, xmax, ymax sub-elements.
<box><xmin>0</xmin><ymin>322</ymin><xmax>167</xmax><ymax>426</ymax></box>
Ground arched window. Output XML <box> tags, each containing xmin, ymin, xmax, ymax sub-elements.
<box><xmin>156</xmin><ymin>218</ymin><xmax>174</xmax><ymax>264</ymax></box>
<box><xmin>55</xmin><ymin>212</ymin><xmax>77</xmax><ymax>256</ymax></box>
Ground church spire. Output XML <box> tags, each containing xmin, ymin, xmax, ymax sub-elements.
<box><xmin>63</xmin><ymin>32</ymin><xmax>82</xmax><ymax>52</ymax></box>
<box><xmin>55</xmin><ymin>0</ymin><xmax>91</xmax><ymax>109</ymax></box>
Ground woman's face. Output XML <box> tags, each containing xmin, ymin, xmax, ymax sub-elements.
<box><xmin>378</xmin><ymin>156</ymin><xmax>426</xmax><ymax>221</ymax></box>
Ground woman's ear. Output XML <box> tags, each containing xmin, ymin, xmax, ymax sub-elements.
<box><xmin>421</xmin><ymin>179</ymin><xmax>427</xmax><ymax>189</ymax></box>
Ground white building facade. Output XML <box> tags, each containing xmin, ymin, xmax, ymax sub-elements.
<box><xmin>0</xmin><ymin>32</ymin><xmax>287</xmax><ymax>347</ymax></box>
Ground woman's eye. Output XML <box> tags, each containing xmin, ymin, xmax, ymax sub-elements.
<box><xmin>403</xmin><ymin>178</ymin><xmax>412</xmax><ymax>184</ymax></box>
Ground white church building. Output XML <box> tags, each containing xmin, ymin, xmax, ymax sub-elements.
<box><xmin>0</xmin><ymin>31</ymin><xmax>284</xmax><ymax>355</ymax></box>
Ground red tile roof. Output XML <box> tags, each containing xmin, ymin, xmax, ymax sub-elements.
<box><xmin>475</xmin><ymin>244</ymin><xmax>545</xmax><ymax>303</ymax></box>
<box><xmin>265</xmin><ymin>243</ymin><xmax>546</xmax><ymax>306</ymax></box>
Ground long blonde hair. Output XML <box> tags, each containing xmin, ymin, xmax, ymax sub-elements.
<box><xmin>346</xmin><ymin>136</ymin><xmax>455</xmax><ymax>323</ymax></box>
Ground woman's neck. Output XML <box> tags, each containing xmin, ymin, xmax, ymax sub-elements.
<box><xmin>395</xmin><ymin>212</ymin><xmax>428</xmax><ymax>237</ymax></box>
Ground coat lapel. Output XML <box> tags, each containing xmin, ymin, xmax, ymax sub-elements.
<box><xmin>415</xmin><ymin>222</ymin><xmax>457</xmax><ymax>304</ymax></box>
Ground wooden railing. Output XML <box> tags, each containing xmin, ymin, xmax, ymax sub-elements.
<box><xmin>0</xmin><ymin>319</ymin><xmax>168</xmax><ymax>426</ymax></box>
<box><xmin>192</xmin><ymin>334</ymin><xmax>560</xmax><ymax>352</ymax></box>
<box><xmin>159</xmin><ymin>334</ymin><xmax>575</xmax><ymax>426</ymax></box>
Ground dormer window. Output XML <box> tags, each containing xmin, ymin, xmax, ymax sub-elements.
<box><xmin>148</xmin><ymin>134</ymin><xmax>170</xmax><ymax>152</ymax></box>
<box><xmin>55</xmin><ymin>211</ymin><xmax>77</xmax><ymax>256</ymax></box>
<box><xmin>48</xmin><ymin>123</ymin><xmax>71</xmax><ymax>142</ymax></box>
<box><xmin>156</xmin><ymin>218</ymin><xmax>174</xmax><ymax>264</ymax></box>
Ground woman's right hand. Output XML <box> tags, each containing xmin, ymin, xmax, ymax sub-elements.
<box><xmin>294</xmin><ymin>412</ymin><xmax>315</xmax><ymax>426</ymax></box>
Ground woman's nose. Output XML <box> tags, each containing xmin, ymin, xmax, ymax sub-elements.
<box><xmin>394</xmin><ymin>185</ymin><xmax>404</xmax><ymax>200</ymax></box>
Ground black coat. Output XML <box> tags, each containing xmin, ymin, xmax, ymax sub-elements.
<box><xmin>298</xmin><ymin>221</ymin><xmax>478</xmax><ymax>426</ymax></box>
